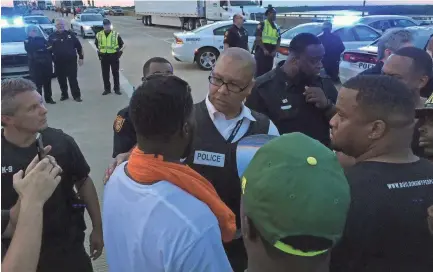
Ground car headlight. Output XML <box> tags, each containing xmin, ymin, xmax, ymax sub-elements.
<box><xmin>13</xmin><ymin>17</ymin><xmax>24</xmax><ymax>26</ymax></box>
<box><xmin>0</xmin><ymin>19</ymin><xmax>8</xmax><ymax>27</ymax></box>
<box><xmin>83</xmin><ymin>25</ymin><xmax>91</xmax><ymax>30</ymax></box>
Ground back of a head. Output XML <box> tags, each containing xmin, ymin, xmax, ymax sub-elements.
<box><xmin>289</xmin><ymin>33</ymin><xmax>321</xmax><ymax>56</ymax></box>
<box><xmin>377</xmin><ymin>29</ymin><xmax>413</xmax><ymax>60</ymax></box>
<box><xmin>129</xmin><ymin>75</ymin><xmax>192</xmax><ymax>141</ymax></box>
<box><xmin>343</xmin><ymin>75</ymin><xmax>415</xmax><ymax>128</ymax></box>
<box><xmin>394</xmin><ymin>46</ymin><xmax>433</xmax><ymax>78</ymax></box>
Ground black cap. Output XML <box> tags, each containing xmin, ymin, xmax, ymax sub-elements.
<box><xmin>103</xmin><ymin>19</ymin><xmax>111</xmax><ymax>25</ymax></box>
<box><xmin>265</xmin><ymin>5</ymin><xmax>276</xmax><ymax>16</ymax></box>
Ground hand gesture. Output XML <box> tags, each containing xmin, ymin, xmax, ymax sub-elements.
<box><xmin>13</xmin><ymin>157</ymin><xmax>62</xmax><ymax>204</ymax></box>
<box><xmin>303</xmin><ymin>86</ymin><xmax>329</xmax><ymax>109</ymax></box>
<box><xmin>103</xmin><ymin>152</ymin><xmax>130</xmax><ymax>184</ymax></box>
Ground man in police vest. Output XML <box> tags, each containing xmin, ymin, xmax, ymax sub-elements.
<box><xmin>95</xmin><ymin>19</ymin><xmax>124</xmax><ymax>95</ymax></box>
<box><xmin>254</xmin><ymin>6</ymin><xmax>280</xmax><ymax>77</ymax></box>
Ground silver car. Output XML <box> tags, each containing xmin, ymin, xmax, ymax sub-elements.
<box><xmin>274</xmin><ymin>22</ymin><xmax>381</xmax><ymax>67</ymax></box>
<box><xmin>23</xmin><ymin>15</ymin><xmax>56</xmax><ymax>35</ymax></box>
<box><xmin>339</xmin><ymin>26</ymin><xmax>433</xmax><ymax>84</ymax></box>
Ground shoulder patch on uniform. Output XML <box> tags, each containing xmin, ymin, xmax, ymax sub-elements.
<box><xmin>114</xmin><ymin>115</ymin><xmax>125</xmax><ymax>133</ymax></box>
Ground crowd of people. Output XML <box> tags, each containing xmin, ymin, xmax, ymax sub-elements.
<box><xmin>1</xmin><ymin>11</ymin><xmax>433</xmax><ymax>272</ymax></box>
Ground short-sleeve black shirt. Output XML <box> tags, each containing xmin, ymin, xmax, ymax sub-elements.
<box><xmin>331</xmin><ymin>159</ymin><xmax>433</xmax><ymax>272</ymax></box>
<box><xmin>112</xmin><ymin>106</ymin><xmax>136</xmax><ymax>158</ymax></box>
<box><xmin>224</xmin><ymin>24</ymin><xmax>249</xmax><ymax>51</ymax></box>
<box><xmin>1</xmin><ymin>127</ymin><xmax>89</xmax><ymax>248</ymax></box>
<box><xmin>245</xmin><ymin>67</ymin><xmax>338</xmax><ymax>146</ymax></box>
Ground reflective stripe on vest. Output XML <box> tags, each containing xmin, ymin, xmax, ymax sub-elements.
<box><xmin>262</xmin><ymin>20</ymin><xmax>278</xmax><ymax>45</ymax></box>
<box><xmin>97</xmin><ymin>30</ymin><xmax>119</xmax><ymax>54</ymax></box>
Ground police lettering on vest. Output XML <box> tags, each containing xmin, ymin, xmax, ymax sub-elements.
<box><xmin>194</xmin><ymin>151</ymin><xmax>225</xmax><ymax>168</ymax></box>
<box><xmin>97</xmin><ymin>30</ymin><xmax>119</xmax><ymax>54</ymax></box>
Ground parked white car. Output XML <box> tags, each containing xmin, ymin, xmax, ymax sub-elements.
<box><xmin>70</xmin><ymin>13</ymin><xmax>105</xmax><ymax>38</ymax></box>
<box><xmin>356</xmin><ymin>15</ymin><xmax>420</xmax><ymax>33</ymax></box>
<box><xmin>171</xmin><ymin>20</ymin><xmax>259</xmax><ymax>70</ymax></box>
<box><xmin>339</xmin><ymin>26</ymin><xmax>433</xmax><ymax>84</ymax></box>
<box><xmin>1</xmin><ymin>24</ymin><xmax>47</xmax><ymax>79</ymax></box>
<box><xmin>274</xmin><ymin>22</ymin><xmax>381</xmax><ymax>67</ymax></box>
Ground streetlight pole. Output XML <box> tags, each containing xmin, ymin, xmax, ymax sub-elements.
<box><xmin>362</xmin><ymin>0</ymin><xmax>367</xmax><ymax>17</ymax></box>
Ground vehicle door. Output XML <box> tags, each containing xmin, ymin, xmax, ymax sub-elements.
<box><xmin>244</xmin><ymin>23</ymin><xmax>258</xmax><ymax>51</ymax></box>
<box><xmin>213</xmin><ymin>24</ymin><xmax>232</xmax><ymax>52</ymax></box>
<box><xmin>352</xmin><ymin>25</ymin><xmax>381</xmax><ymax>49</ymax></box>
<box><xmin>206</xmin><ymin>0</ymin><xmax>222</xmax><ymax>21</ymax></box>
<box><xmin>369</xmin><ymin>20</ymin><xmax>392</xmax><ymax>33</ymax></box>
<box><xmin>333</xmin><ymin>27</ymin><xmax>359</xmax><ymax>50</ymax></box>
<box><xmin>391</xmin><ymin>19</ymin><xmax>417</xmax><ymax>28</ymax></box>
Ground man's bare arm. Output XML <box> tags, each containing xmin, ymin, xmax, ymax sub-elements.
<box><xmin>76</xmin><ymin>177</ymin><xmax>102</xmax><ymax>230</ymax></box>
<box><xmin>2</xmin><ymin>200</ymin><xmax>43</xmax><ymax>272</ymax></box>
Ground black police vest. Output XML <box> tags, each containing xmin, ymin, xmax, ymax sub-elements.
<box><xmin>186</xmin><ymin>101</ymin><xmax>270</xmax><ymax>228</ymax></box>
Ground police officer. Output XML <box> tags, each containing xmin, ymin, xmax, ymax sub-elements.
<box><xmin>319</xmin><ymin>21</ymin><xmax>345</xmax><ymax>83</ymax></box>
<box><xmin>105</xmin><ymin>49</ymin><xmax>280</xmax><ymax>272</ymax></box>
<box><xmin>254</xmin><ymin>6</ymin><xmax>280</xmax><ymax>77</ymax></box>
<box><xmin>112</xmin><ymin>57</ymin><xmax>173</xmax><ymax>158</ymax></box>
<box><xmin>24</xmin><ymin>25</ymin><xmax>56</xmax><ymax>104</ymax></box>
<box><xmin>223</xmin><ymin>13</ymin><xmax>249</xmax><ymax>51</ymax></box>
<box><xmin>246</xmin><ymin>33</ymin><xmax>338</xmax><ymax>147</ymax></box>
<box><xmin>48</xmin><ymin>18</ymin><xmax>84</xmax><ymax>102</ymax></box>
<box><xmin>95</xmin><ymin>19</ymin><xmax>124</xmax><ymax>96</ymax></box>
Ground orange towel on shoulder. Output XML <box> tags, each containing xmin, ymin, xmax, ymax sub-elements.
<box><xmin>126</xmin><ymin>147</ymin><xmax>236</xmax><ymax>242</ymax></box>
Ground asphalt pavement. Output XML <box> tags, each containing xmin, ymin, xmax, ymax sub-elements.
<box><xmin>43</xmin><ymin>11</ymin><xmax>210</xmax><ymax>271</ymax></box>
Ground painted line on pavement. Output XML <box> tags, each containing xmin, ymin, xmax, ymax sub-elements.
<box><xmin>88</xmin><ymin>41</ymin><xmax>135</xmax><ymax>98</ymax></box>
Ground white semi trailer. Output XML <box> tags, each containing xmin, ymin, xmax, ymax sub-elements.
<box><xmin>135</xmin><ymin>0</ymin><xmax>266</xmax><ymax>30</ymax></box>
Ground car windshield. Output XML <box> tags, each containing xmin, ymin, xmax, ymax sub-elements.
<box><xmin>1</xmin><ymin>26</ymin><xmax>43</xmax><ymax>43</ymax></box>
<box><xmin>229</xmin><ymin>0</ymin><xmax>259</xmax><ymax>6</ymax></box>
<box><xmin>84</xmin><ymin>9</ymin><xmax>98</xmax><ymax>13</ymax></box>
<box><xmin>24</xmin><ymin>16</ymin><xmax>51</xmax><ymax>24</ymax></box>
<box><xmin>81</xmin><ymin>14</ymin><xmax>103</xmax><ymax>21</ymax></box>
<box><xmin>281</xmin><ymin>24</ymin><xmax>323</xmax><ymax>40</ymax></box>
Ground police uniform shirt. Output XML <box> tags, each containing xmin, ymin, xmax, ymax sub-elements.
<box><xmin>24</xmin><ymin>36</ymin><xmax>53</xmax><ymax>65</ymax></box>
<box><xmin>1</xmin><ymin>128</ymin><xmax>89</xmax><ymax>251</ymax></box>
<box><xmin>255</xmin><ymin>21</ymin><xmax>280</xmax><ymax>53</ymax></box>
<box><xmin>245</xmin><ymin>66</ymin><xmax>338</xmax><ymax>146</ymax></box>
<box><xmin>224</xmin><ymin>25</ymin><xmax>249</xmax><ymax>51</ymax></box>
<box><xmin>112</xmin><ymin>106</ymin><xmax>136</xmax><ymax>158</ymax></box>
<box><xmin>48</xmin><ymin>30</ymin><xmax>83</xmax><ymax>61</ymax></box>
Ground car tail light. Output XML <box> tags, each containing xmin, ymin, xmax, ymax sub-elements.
<box><xmin>175</xmin><ymin>37</ymin><xmax>183</xmax><ymax>44</ymax></box>
<box><xmin>342</xmin><ymin>52</ymin><xmax>377</xmax><ymax>64</ymax></box>
<box><xmin>278</xmin><ymin>46</ymin><xmax>289</xmax><ymax>56</ymax></box>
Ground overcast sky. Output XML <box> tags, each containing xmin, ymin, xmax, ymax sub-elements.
<box><xmin>2</xmin><ymin>0</ymin><xmax>431</xmax><ymax>8</ymax></box>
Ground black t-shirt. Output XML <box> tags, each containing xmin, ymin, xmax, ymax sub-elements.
<box><xmin>246</xmin><ymin>67</ymin><xmax>338</xmax><ymax>146</ymax></box>
<box><xmin>112</xmin><ymin>106</ymin><xmax>136</xmax><ymax>158</ymax></box>
<box><xmin>1</xmin><ymin>127</ymin><xmax>90</xmax><ymax>249</ymax></box>
<box><xmin>224</xmin><ymin>25</ymin><xmax>249</xmax><ymax>51</ymax></box>
<box><xmin>331</xmin><ymin>159</ymin><xmax>433</xmax><ymax>272</ymax></box>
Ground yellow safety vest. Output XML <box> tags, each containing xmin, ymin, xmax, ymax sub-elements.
<box><xmin>262</xmin><ymin>20</ymin><xmax>279</xmax><ymax>45</ymax></box>
<box><xmin>97</xmin><ymin>30</ymin><xmax>119</xmax><ymax>54</ymax></box>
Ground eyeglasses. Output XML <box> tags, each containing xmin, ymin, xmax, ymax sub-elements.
<box><xmin>208</xmin><ymin>74</ymin><xmax>250</xmax><ymax>93</ymax></box>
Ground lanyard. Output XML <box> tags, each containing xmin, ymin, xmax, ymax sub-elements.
<box><xmin>226</xmin><ymin>119</ymin><xmax>244</xmax><ymax>143</ymax></box>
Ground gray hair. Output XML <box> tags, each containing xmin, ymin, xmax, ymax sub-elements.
<box><xmin>25</xmin><ymin>24</ymin><xmax>39</xmax><ymax>35</ymax></box>
<box><xmin>54</xmin><ymin>18</ymin><xmax>66</xmax><ymax>24</ymax></box>
<box><xmin>1</xmin><ymin>78</ymin><xmax>37</xmax><ymax>116</ymax></box>
<box><xmin>377</xmin><ymin>29</ymin><xmax>413</xmax><ymax>60</ymax></box>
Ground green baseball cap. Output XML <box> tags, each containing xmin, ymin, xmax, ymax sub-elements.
<box><xmin>242</xmin><ymin>132</ymin><xmax>350</xmax><ymax>257</ymax></box>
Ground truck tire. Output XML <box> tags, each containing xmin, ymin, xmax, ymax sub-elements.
<box><xmin>187</xmin><ymin>18</ymin><xmax>196</xmax><ymax>31</ymax></box>
<box><xmin>142</xmin><ymin>16</ymin><xmax>147</xmax><ymax>25</ymax></box>
<box><xmin>196</xmin><ymin>47</ymin><xmax>219</xmax><ymax>70</ymax></box>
